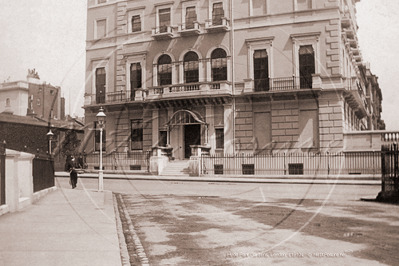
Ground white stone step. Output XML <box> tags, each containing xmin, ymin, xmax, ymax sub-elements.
<box><xmin>161</xmin><ymin>160</ymin><xmax>190</xmax><ymax>176</ymax></box>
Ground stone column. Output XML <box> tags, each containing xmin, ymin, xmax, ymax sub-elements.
<box><xmin>152</xmin><ymin>109</ymin><xmax>159</xmax><ymax>146</ymax></box>
<box><xmin>205</xmin><ymin>105</ymin><xmax>215</xmax><ymax>151</ymax></box>
<box><xmin>224</xmin><ymin>103</ymin><xmax>234</xmax><ymax>154</ymax></box>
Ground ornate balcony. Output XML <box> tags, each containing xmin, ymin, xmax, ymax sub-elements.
<box><xmin>147</xmin><ymin>81</ymin><xmax>232</xmax><ymax>100</ymax></box>
<box><xmin>84</xmin><ymin>90</ymin><xmax>145</xmax><ymax>106</ymax></box>
<box><xmin>178</xmin><ymin>22</ymin><xmax>200</xmax><ymax>36</ymax></box>
<box><xmin>242</xmin><ymin>76</ymin><xmax>321</xmax><ymax>93</ymax></box>
<box><xmin>344</xmin><ymin>28</ymin><xmax>354</xmax><ymax>39</ymax></box>
<box><xmin>341</xmin><ymin>17</ymin><xmax>351</xmax><ymax>29</ymax></box>
<box><xmin>205</xmin><ymin>17</ymin><xmax>229</xmax><ymax>33</ymax></box>
<box><xmin>152</xmin><ymin>25</ymin><xmax>173</xmax><ymax>40</ymax></box>
<box><xmin>343</xmin><ymin>77</ymin><xmax>368</xmax><ymax>117</ymax></box>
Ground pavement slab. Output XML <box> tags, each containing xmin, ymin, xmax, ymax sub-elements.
<box><xmin>0</xmin><ymin>186</ymin><xmax>122</xmax><ymax>266</ymax></box>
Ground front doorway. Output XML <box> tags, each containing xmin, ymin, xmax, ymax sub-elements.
<box><xmin>184</xmin><ymin>124</ymin><xmax>201</xmax><ymax>158</ymax></box>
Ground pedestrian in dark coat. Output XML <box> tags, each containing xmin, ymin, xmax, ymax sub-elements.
<box><xmin>66</xmin><ymin>156</ymin><xmax>78</xmax><ymax>189</ymax></box>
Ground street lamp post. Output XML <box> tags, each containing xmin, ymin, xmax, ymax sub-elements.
<box><xmin>47</xmin><ymin>130</ymin><xmax>54</xmax><ymax>155</ymax></box>
<box><xmin>96</xmin><ymin>107</ymin><xmax>106</xmax><ymax>192</ymax></box>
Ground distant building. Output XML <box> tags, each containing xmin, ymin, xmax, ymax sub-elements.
<box><xmin>0</xmin><ymin>69</ymin><xmax>65</xmax><ymax>120</ymax></box>
<box><xmin>0</xmin><ymin>81</ymin><xmax>29</xmax><ymax>116</ymax></box>
<box><xmin>83</xmin><ymin>0</ymin><xmax>384</xmax><ymax>158</ymax></box>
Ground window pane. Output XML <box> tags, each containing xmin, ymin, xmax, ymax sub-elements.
<box><xmin>212</xmin><ymin>3</ymin><xmax>224</xmax><ymax>25</ymax></box>
<box><xmin>211</xmin><ymin>49</ymin><xmax>227</xmax><ymax>82</ymax></box>
<box><xmin>131</xmin><ymin>15</ymin><xmax>141</xmax><ymax>32</ymax></box>
<box><xmin>186</xmin><ymin>7</ymin><xmax>197</xmax><ymax>29</ymax></box>
<box><xmin>159</xmin><ymin>8</ymin><xmax>170</xmax><ymax>33</ymax></box>
<box><xmin>96</xmin><ymin>67</ymin><xmax>106</xmax><ymax>104</ymax></box>
<box><xmin>130</xmin><ymin>63</ymin><xmax>142</xmax><ymax>89</ymax></box>
<box><xmin>216</xmin><ymin>128</ymin><xmax>224</xmax><ymax>149</ymax></box>
<box><xmin>96</xmin><ymin>19</ymin><xmax>106</xmax><ymax>39</ymax></box>
<box><xmin>254</xmin><ymin>49</ymin><xmax>269</xmax><ymax>91</ymax></box>
<box><xmin>158</xmin><ymin>55</ymin><xmax>172</xmax><ymax>85</ymax></box>
<box><xmin>299</xmin><ymin>45</ymin><xmax>315</xmax><ymax>89</ymax></box>
<box><xmin>131</xmin><ymin>119</ymin><xmax>143</xmax><ymax>150</ymax></box>
<box><xmin>184</xmin><ymin>52</ymin><xmax>199</xmax><ymax>83</ymax></box>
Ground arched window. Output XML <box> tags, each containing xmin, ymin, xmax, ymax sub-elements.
<box><xmin>299</xmin><ymin>45</ymin><xmax>315</xmax><ymax>89</ymax></box>
<box><xmin>254</xmin><ymin>49</ymin><xmax>269</xmax><ymax>91</ymax></box>
<box><xmin>158</xmin><ymin>54</ymin><xmax>172</xmax><ymax>86</ymax></box>
<box><xmin>211</xmin><ymin>48</ymin><xmax>227</xmax><ymax>82</ymax></box>
<box><xmin>184</xmin><ymin>52</ymin><xmax>199</xmax><ymax>83</ymax></box>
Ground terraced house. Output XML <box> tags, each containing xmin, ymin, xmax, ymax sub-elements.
<box><xmin>83</xmin><ymin>0</ymin><xmax>385</xmax><ymax>174</ymax></box>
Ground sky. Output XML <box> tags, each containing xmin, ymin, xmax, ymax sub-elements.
<box><xmin>0</xmin><ymin>0</ymin><xmax>398</xmax><ymax>130</ymax></box>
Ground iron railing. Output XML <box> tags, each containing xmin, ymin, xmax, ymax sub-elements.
<box><xmin>0</xmin><ymin>146</ymin><xmax>5</xmax><ymax>205</ymax></box>
<box><xmin>254</xmin><ymin>76</ymin><xmax>314</xmax><ymax>92</ymax></box>
<box><xmin>33</xmin><ymin>156</ymin><xmax>55</xmax><ymax>192</ymax></box>
<box><xmin>85</xmin><ymin>90</ymin><xmax>144</xmax><ymax>105</ymax></box>
<box><xmin>85</xmin><ymin>151</ymin><xmax>151</xmax><ymax>171</ymax></box>
<box><xmin>381</xmin><ymin>144</ymin><xmax>399</xmax><ymax>193</ymax></box>
<box><xmin>201</xmin><ymin>152</ymin><xmax>381</xmax><ymax>176</ymax></box>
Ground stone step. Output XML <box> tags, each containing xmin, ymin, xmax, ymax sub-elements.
<box><xmin>161</xmin><ymin>160</ymin><xmax>190</xmax><ymax>176</ymax></box>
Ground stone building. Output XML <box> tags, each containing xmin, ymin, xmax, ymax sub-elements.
<box><xmin>83</xmin><ymin>0</ymin><xmax>383</xmax><ymax>160</ymax></box>
<box><xmin>0</xmin><ymin>69</ymin><xmax>64</xmax><ymax>120</ymax></box>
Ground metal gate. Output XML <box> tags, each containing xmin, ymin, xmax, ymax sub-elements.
<box><xmin>33</xmin><ymin>156</ymin><xmax>55</xmax><ymax>193</ymax></box>
<box><xmin>381</xmin><ymin>144</ymin><xmax>399</xmax><ymax>194</ymax></box>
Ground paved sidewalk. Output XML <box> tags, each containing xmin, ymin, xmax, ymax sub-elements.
<box><xmin>0</xmin><ymin>182</ymin><xmax>122</xmax><ymax>266</ymax></box>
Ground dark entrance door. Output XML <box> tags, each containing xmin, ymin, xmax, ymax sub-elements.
<box><xmin>184</xmin><ymin>124</ymin><xmax>201</xmax><ymax>158</ymax></box>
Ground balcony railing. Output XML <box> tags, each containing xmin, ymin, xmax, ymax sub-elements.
<box><xmin>244</xmin><ymin>76</ymin><xmax>315</xmax><ymax>92</ymax></box>
<box><xmin>84</xmin><ymin>90</ymin><xmax>144</xmax><ymax>105</ymax></box>
<box><xmin>152</xmin><ymin>25</ymin><xmax>173</xmax><ymax>39</ymax></box>
<box><xmin>205</xmin><ymin>17</ymin><xmax>229</xmax><ymax>32</ymax></box>
<box><xmin>147</xmin><ymin>81</ymin><xmax>231</xmax><ymax>99</ymax></box>
<box><xmin>178</xmin><ymin>22</ymin><xmax>200</xmax><ymax>36</ymax></box>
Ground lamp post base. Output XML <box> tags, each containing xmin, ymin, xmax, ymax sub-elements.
<box><xmin>98</xmin><ymin>170</ymin><xmax>104</xmax><ymax>192</ymax></box>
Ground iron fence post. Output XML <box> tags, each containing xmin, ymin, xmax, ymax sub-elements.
<box><xmin>395</xmin><ymin>143</ymin><xmax>398</xmax><ymax>192</ymax></box>
<box><xmin>381</xmin><ymin>145</ymin><xmax>386</xmax><ymax>192</ymax></box>
<box><xmin>0</xmin><ymin>141</ymin><xmax>6</xmax><ymax>205</ymax></box>
<box><xmin>284</xmin><ymin>152</ymin><xmax>286</xmax><ymax>175</ymax></box>
<box><xmin>326</xmin><ymin>151</ymin><xmax>330</xmax><ymax>175</ymax></box>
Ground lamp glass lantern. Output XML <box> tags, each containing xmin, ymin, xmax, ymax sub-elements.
<box><xmin>96</xmin><ymin>107</ymin><xmax>106</xmax><ymax>127</ymax></box>
<box><xmin>47</xmin><ymin>129</ymin><xmax>54</xmax><ymax>155</ymax></box>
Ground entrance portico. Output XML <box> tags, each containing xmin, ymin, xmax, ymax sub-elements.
<box><xmin>166</xmin><ymin>109</ymin><xmax>208</xmax><ymax>160</ymax></box>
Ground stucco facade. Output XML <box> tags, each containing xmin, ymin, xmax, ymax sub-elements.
<box><xmin>84</xmin><ymin>0</ymin><xmax>383</xmax><ymax>159</ymax></box>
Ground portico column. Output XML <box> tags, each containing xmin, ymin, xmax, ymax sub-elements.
<box><xmin>205</xmin><ymin>105</ymin><xmax>215</xmax><ymax>151</ymax></box>
<box><xmin>167</xmin><ymin>107</ymin><xmax>174</xmax><ymax>148</ymax></box>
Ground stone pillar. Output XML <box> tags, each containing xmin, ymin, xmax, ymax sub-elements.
<box><xmin>5</xmin><ymin>150</ymin><xmax>35</xmax><ymax>213</ymax></box>
<box><xmin>224</xmin><ymin>103</ymin><xmax>234</xmax><ymax>154</ymax></box>
<box><xmin>318</xmin><ymin>92</ymin><xmax>345</xmax><ymax>153</ymax></box>
<box><xmin>152</xmin><ymin>109</ymin><xmax>159</xmax><ymax>146</ymax></box>
<box><xmin>205</xmin><ymin>105</ymin><xmax>215</xmax><ymax>152</ymax></box>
